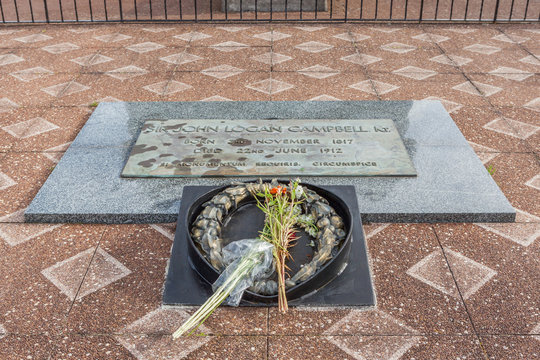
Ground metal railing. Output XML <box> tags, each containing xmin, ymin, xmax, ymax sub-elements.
<box><xmin>0</xmin><ymin>0</ymin><xmax>538</xmax><ymax>23</ymax></box>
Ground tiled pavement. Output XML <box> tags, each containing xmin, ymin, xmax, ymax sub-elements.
<box><xmin>0</xmin><ymin>23</ymin><xmax>539</xmax><ymax>359</ymax></box>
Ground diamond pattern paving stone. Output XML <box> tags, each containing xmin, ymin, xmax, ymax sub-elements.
<box><xmin>296</xmin><ymin>26</ymin><xmax>326</xmax><ymax>32</ymax></box>
<box><xmin>492</xmin><ymin>33</ymin><xmax>529</xmax><ymax>44</ymax></box>
<box><xmin>71</xmin><ymin>53</ymin><xmax>113</xmax><ymax>66</ymax></box>
<box><xmin>14</xmin><ymin>33</ymin><xmax>52</xmax><ymax>43</ymax></box>
<box><xmin>173</xmin><ymin>31</ymin><xmax>211</xmax><ymax>42</ymax></box>
<box><xmin>201</xmin><ymin>64</ymin><xmax>244</xmax><ymax>79</ymax></box>
<box><xmin>341</xmin><ymin>53</ymin><xmax>382</xmax><ymax>66</ymax></box>
<box><xmin>489</xmin><ymin>67</ymin><xmax>533</xmax><ymax>81</ymax></box>
<box><xmin>430</xmin><ymin>54</ymin><xmax>472</xmax><ymax>66</ymax></box>
<box><xmin>143</xmin><ymin>80</ymin><xmax>192</xmax><ymax>96</ymax></box>
<box><xmin>0</xmin><ymin>172</ymin><xmax>16</xmax><ymax>191</ymax></box>
<box><xmin>0</xmin><ymin>218</ymin><xmax>62</xmax><ymax>247</ymax></box>
<box><xmin>525</xmin><ymin>174</ymin><xmax>540</xmax><ymax>191</ymax></box>
<box><xmin>160</xmin><ymin>52</ymin><xmax>203</xmax><ymax>65</ymax></box>
<box><xmin>380</xmin><ymin>42</ymin><xmax>417</xmax><ymax>53</ymax></box>
<box><xmin>43</xmin><ymin>142</ymin><xmax>72</xmax><ymax>163</ymax></box>
<box><xmin>371</xmin><ymin>27</ymin><xmax>401</xmax><ymax>33</ymax></box>
<box><xmin>467</xmin><ymin>141</ymin><xmax>500</xmax><ymax>164</ymax></box>
<box><xmin>251</xmin><ymin>52</ymin><xmax>292</xmax><ymax>65</ymax></box>
<box><xmin>295</xmin><ymin>41</ymin><xmax>334</xmax><ymax>53</ymax></box>
<box><xmin>463</xmin><ymin>44</ymin><xmax>501</xmax><ymax>55</ymax></box>
<box><xmin>149</xmin><ymin>224</ymin><xmax>176</xmax><ymax>241</ymax></box>
<box><xmin>142</xmin><ymin>27</ymin><xmax>173</xmax><ymax>33</ymax></box>
<box><xmin>333</xmin><ymin>33</ymin><xmax>370</xmax><ymax>42</ymax></box>
<box><xmin>524</xmin><ymin>98</ymin><xmax>540</xmax><ymax>112</ymax></box>
<box><xmin>115</xmin><ymin>307</ymin><xmax>211</xmax><ymax>358</ymax></box>
<box><xmin>423</xmin><ymin>96</ymin><xmax>462</xmax><ymax>114</ymax></box>
<box><xmin>475</xmin><ymin>210</ymin><xmax>540</xmax><ymax>247</ymax></box>
<box><xmin>41</xmin><ymin>81</ymin><xmax>90</xmax><ymax>97</ymax></box>
<box><xmin>218</xmin><ymin>26</ymin><xmax>250</xmax><ymax>32</ymax></box>
<box><xmin>0</xmin><ymin>54</ymin><xmax>24</xmax><ymax>66</ymax></box>
<box><xmin>1</xmin><ymin>117</ymin><xmax>59</xmax><ymax>138</ymax></box>
<box><xmin>392</xmin><ymin>66</ymin><xmax>437</xmax><ymax>80</ymax></box>
<box><xmin>309</xmin><ymin>94</ymin><xmax>341</xmax><ymax>101</ymax></box>
<box><xmin>42</xmin><ymin>247</ymin><xmax>131</xmax><ymax>300</ymax></box>
<box><xmin>10</xmin><ymin>66</ymin><xmax>53</xmax><ymax>82</ymax></box>
<box><xmin>446</xmin><ymin>28</ymin><xmax>477</xmax><ymax>34</ymax></box>
<box><xmin>210</xmin><ymin>41</ymin><xmax>249</xmax><ymax>52</ymax></box>
<box><xmin>298</xmin><ymin>65</ymin><xmax>340</xmax><ymax>79</ymax></box>
<box><xmin>531</xmin><ymin>323</ymin><xmax>540</xmax><ymax>340</ymax></box>
<box><xmin>407</xmin><ymin>248</ymin><xmax>496</xmax><ymax>300</ymax></box>
<box><xmin>126</xmin><ymin>42</ymin><xmax>165</xmax><ymax>53</ymax></box>
<box><xmin>452</xmin><ymin>81</ymin><xmax>502</xmax><ymax>96</ymax></box>
<box><xmin>246</xmin><ymin>78</ymin><xmax>294</xmax><ymax>95</ymax></box>
<box><xmin>413</xmin><ymin>33</ymin><xmax>449</xmax><ymax>43</ymax></box>
<box><xmin>519</xmin><ymin>55</ymin><xmax>540</xmax><ymax>66</ymax></box>
<box><xmin>253</xmin><ymin>31</ymin><xmax>291</xmax><ymax>41</ymax></box>
<box><xmin>0</xmin><ymin>98</ymin><xmax>19</xmax><ymax>113</ymax></box>
<box><xmin>483</xmin><ymin>118</ymin><xmax>539</xmax><ymax>139</ymax></box>
<box><xmin>325</xmin><ymin>310</ymin><xmax>420</xmax><ymax>359</ymax></box>
<box><xmin>201</xmin><ymin>95</ymin><xmax>232</xmax><ymax>101</ymax></box>
<box><xmin>350</xmin><ymin>80</ymin><xmax>399</xmax><ymax>95</ymax></box>
<box><xmin>105</xmin><ymin>66</ymin><xmax>148</xmax><ymax>80</ymax></box>
<box><xmin>41</xmin><ymin>42</ymin><xmax>79</xmax><ymax>54</ymax></box>
<box><xmin>94</xmin><ymin>33</ymin><xmax>131</xmax><ymax>42</ymax></box>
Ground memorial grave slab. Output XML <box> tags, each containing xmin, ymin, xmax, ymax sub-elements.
<box><xmin>25</xmin><ymin>101</ymin><xmax>515</xmax><ymax>224</ymax></box>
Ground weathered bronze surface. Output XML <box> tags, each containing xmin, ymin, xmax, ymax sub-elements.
<box><xmin>121</xmin><ymin>119</ymin><xmax>417</xmax><ymax>177</ymax></box>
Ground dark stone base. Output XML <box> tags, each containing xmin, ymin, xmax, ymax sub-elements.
<box><xmin>222</xmin><ymin>0</ymin><xmax>327</xmax><ymax>12</ymax></box>
<box><xmin>162</xmin><ymin>185</ymin><xmax>375</xmax><ymax>307</ymax></box>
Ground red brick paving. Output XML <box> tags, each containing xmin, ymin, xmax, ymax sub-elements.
<box><xmin>0</xmin><ymin>23</ymin><xmax>539</xmax><ymax>359</ymax></box>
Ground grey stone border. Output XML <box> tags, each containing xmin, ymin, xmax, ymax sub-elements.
<box><xmin>25</xmin><ymin>101</ymin><xmax>515</xmax><ymax>224</ymax></box>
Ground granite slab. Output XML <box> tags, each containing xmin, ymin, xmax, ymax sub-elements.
<box><xmin>25</xmin><ymin>101</ymin><xmax>515</xmax><ymax>224</ymax></box>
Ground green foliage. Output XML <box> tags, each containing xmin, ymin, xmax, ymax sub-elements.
<box><xmin>486</xmin><ymin>164</ymin><xmax>496</xmax><ymax>176</ymax></box>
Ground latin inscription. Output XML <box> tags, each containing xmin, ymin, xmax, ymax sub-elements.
<box><xmin>121</xmin><ymin>119</ymin><xmax>417</xmax><ymax>177</ymax></box>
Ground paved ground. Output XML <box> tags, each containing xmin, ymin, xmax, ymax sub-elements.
<box><xmin>0</xmin><ymin>23</ymin><xmax>539</xmax><ymax>359</ymax></box>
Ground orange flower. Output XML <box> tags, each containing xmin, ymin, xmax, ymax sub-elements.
<box><xmin>270</xmin><ymin>186</ymin><xmax>287</xmax><ymax>195</ymax></box>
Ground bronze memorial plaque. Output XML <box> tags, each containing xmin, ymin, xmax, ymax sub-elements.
<box><xmin>121</xmin><ymin>119</ymin><xmax>417</xmax><ymax>177</ymax></box>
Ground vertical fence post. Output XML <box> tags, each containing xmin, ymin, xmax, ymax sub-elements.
<box><xmin>118</xmin><ymin>0</ymin><xmax>123</xmax><ymax>21</ymax></box>
<box><xmin>0</xmin><ymin>0</ymin><xmax>5</xmax><ymax>22</ymax></box>
<box><xmin>493</xmin><ymin>0</ymin><xmax>501</xmax><ymax>22</ymax></box>
<box><xmin>419</xmin><ymin>0</ymin><xmax>423</xmax><ymax>22</ymax></box>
